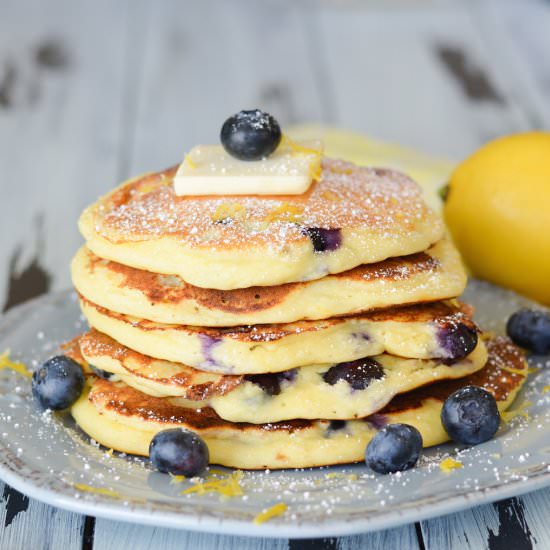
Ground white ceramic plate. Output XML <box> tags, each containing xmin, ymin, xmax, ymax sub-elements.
<box><xmin>0</xmin><ymin>285</ymin><xmax>549</xmax><ymax>539</ymax></box>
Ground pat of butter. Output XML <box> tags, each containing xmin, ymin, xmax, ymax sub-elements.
<box><xmin>173</xmin><ymin>139</ymin><xmax>323</xmax><ymax>196</ymax></box>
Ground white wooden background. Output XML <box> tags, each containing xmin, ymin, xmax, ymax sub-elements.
<box><xmin>1</xmin><ymin>0</ymin><xmax>550</xmax><ymax>548</ymax></box>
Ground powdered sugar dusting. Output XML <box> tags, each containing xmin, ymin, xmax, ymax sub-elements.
<box><xmin>92</xmin><ymin>159</ymin><xmax>442</xmax><ymax>250</ymax></box>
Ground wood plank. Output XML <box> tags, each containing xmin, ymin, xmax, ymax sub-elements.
<box><xmin>124</xmin><ymin>0</ymin><xmax>326</xmax><ymax>175</ymax></box>
<box><xmin>0</xmin><ymin>494</ymin><xmax>83</xmax><ymax>550</ymax></box>
<box><xmin>92</xmin><ymin>522</ymin><xmax>420</xmax><ymax>550</ymax></box>
<box><xmin>518</xmin><ymin>489</ymin><xmax>550</xmax><ymax>549</ymax></box>
<box><xmin>93</xmin><ymin>520</ymin><xmax>289</xmax><ymax>550</ymax></box>
<box><xmin>313</xmin><ymin>3</ymin><xmax>533</xmax><ymax>159</ymax></box>
<box><xmin>418</xmin><ymin>492</ymin><xmax>550</xmax><ymax>549</ymax></box>
<box><xmin>335</xmin><ymin>524</ymin><xmax>420</xmax><ymax>550</ymax></box>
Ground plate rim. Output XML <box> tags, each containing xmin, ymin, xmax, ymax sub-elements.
<box><xmin>0</xmin><ymin>289</ymin><xmax>549</xmax><ymax>539</ymax></box>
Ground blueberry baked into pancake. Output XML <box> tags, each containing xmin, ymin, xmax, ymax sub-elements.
<box><xmin>31</xmin><ymin>110</ymin><xmax>534</xmax><ymax>477</ymax></box>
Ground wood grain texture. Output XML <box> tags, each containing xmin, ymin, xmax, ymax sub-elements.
<box><xmin>92</xmin><ymin>523</ymin><xmax>419</xmax><ymax>549</ymax></box>
<box><xmin>418</xmin><ymin>493</ymin><xmax>550</xmax><ymax>549</ymax></box>
<box><xmin>124</xmin><ymin>0</ymin><xmax>326</xmax><ymax>175</ymax></box>
<box><xmin>0</xmin><ymin>0</ymin><xmax>131</xmax><ymax>300</ymax></box>
<box><xmin>468</xmin><ymin>0</ymin><xmax>550</xmax><ymax>129</ymax></box>
<box><xmin>93</xmin><ymin>520</ymin><xmax>289</xmax><ymax>550</ymax></box>
<box><xmin>313</xmin><ymin>2</ymin><xmax>533</xmax><ymax>159</ymax></box>
<box><xmin>334</xmin><ymin>524</ymin><xmax>420</xmax><ymax>550</ymax></box>
<box><xmin>0</xmin><ymin>493</ymin><xmax>83</xmax><ymax>550</ymax></box>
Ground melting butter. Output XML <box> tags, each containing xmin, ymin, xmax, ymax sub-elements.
<box><xmin>174</xmin><ymin>139</ymin><xmax>323</xmax><ymax>196</ymax></box>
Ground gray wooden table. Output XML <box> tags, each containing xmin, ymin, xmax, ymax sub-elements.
<box><xmin>1</xmin><ymin>0</ymin><xmax>550</xmax><ymax>548</ymax></box>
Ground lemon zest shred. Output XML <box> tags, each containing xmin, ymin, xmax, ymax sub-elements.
<box><xmin>501</xmin><ymin>401</ymin><xmax>533</xmax><ymax>423</ymax></box>
<box><xmin>500</xmin><ymin>366</ymin><xmax>528</xmax><ymax>376</ymax></box>
<box><xmin>0</xmin><ymin>350</ymin><xmax>31</xmax><ymax>379</ymax></box>
<box><xmin>211</xmin><ymin>202</ymin><xmax>246</xmax><ymax>223</ymax></box>
<box><xmin>253</xmin><ymin>502</ymin><xmax>288</xmax><ymax>525</ymax></box>
<box><xmin>185</xmin><ymin>154</ymin><xmax>197</xmax><ymax>169</ymax></box>
<box><xmin>170</xmin><ymin>469</ymin><xmax>228</xmax><ymax>485</ymax></box>
<box><xmin>328</xmin><ymin>164</ymin><xmax>354</xmax><ymax>175</ymax></box>
<box><xmin>180</xmin><ymin>470</ymin><xmax>244</xmax><ymax>500</ymax></box>
<box><xmin>527</xmin><ymin>367</ymin><xmax>539</xmax><ymax>375</ymax></box>
<box><xmin>309</xmin><ymin>162</ymin><xmax>322</xmax><ymax>182</ymax></box>
<box><xmin>137</xmin><ymin>182</ymin><xmax>159</xmax><ymax>195</ymax></box>
<box><xmin>542</xmin><ymin>385</ymin><xmax>550</xmax><ymax>394</ymax></box>
<box><xmin>280</xmin><ymin>134</ymin><xmax>323</xmax><ymax>181</ymax></box>
<box><xmin>325</xmin><ymin>472</ymin><xmax>358</xmax><ymax>481</ymax></box>
<box><xmin>440</xmin><ymin>457</ymin><xmax>463</xmax><ymax>472</ymax></box>
<box><xmin>169</xmin><ymin>473</ymin><xmax>186</xmax><ymax>485</ymax></box>
<box><xmin>281</xmin><ymin>134</ymin><xmax>321</xmax><ymax>157</ymax></box>
<box><xmin>74</xmin><ymin>483</ymin><xmax>121</xmax><ymax>499</ymax></box>
<box><xmin>264</xmin><ymin>203</ymin><xmax>304</xmax><ymax>224</ymax></box>
<box><xmin>320</xmin><ymin>190</ymin><xmax>340</xmax><ymax>201</ymax></box>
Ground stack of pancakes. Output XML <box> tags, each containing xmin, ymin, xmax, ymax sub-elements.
<box><xmin>69</xmin><ymin>159</ymin><xmax>527</xmax><ymax>469</ymax></box>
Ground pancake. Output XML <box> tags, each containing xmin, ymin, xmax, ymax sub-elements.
<box><xmin>78</xmin><ymin>160</ymin><xmax>444</xmax><ymax>290</ymax></box>
<box><xmin>78</xmin><ymin>330</ymin><xmax>488</xmax><ymax>422</ymax></box>
<box><xmin>79</xmin><ymin>301</ymin><xmax>480</xmax><ymax>374</ymax></box>
<box><xmin>72</xmin><ymin>238</ymin><xmax>466</xmax><ymax>327</ymax></box>
<box><xmin>71</xmin><ymin>337</ymin><xmax>528</xmax><ymax>469</ymax></box>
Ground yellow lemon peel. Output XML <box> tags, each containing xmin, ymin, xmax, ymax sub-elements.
<box><xmin>211</xmin><ymin>202</ymin><xmax>246</xmax><ymax>223</ymax></box>
<box><xmin>185</xmin><ymin>154</ymin><xmax>197</xmax><ymax>170</ymax></box>
<box><xmin>501</xmin><ymin>401</ymin><xmax>533</xmax><ymax>423</ymax></box>
<box><xmin>440</xmin><ymin>457</ymin><xmax>463</xmax><ymax>472</ymax></box>
<box><xmin>542</xmin><ymin>385</ymin><xmax>550</xmax><ymax>394</ymax></box>
<box><xmin>265</xmin><ymin>203</ymin><xmax>304</xmax><ymax>224</ymax></box>
<box><xmin>0</xmin><ymin>350</ymin><xmax>31</xmax><ymax>379</ymax></box>
<box><xmin>281</xmin><ymin>134</ymin><xmax>322</xmax><ymax>181</ymax></box>
<box><xmin>73</xmin><ymin>483</ymin><xmax>121</xmax><ymax>499</ymax></box>
<box><xmin>320</xmin><ymin>190</ymin><xmax>340</xmax><ymax>202</ymax></box>
<box><xmin>281</xmin><ymin>134</ymin><xmax>321</xmax><ymax>157</ymax></box>
<box><xmin>500</xmin><ymin>366</ymin><xmax>528</xmax><ymax>376</ymax></box>
<box><xmin>179</xmin><ymin>470</ymin><xmax>244</xmax><ymax>500</ymax></box>
<box><xmin>325</xmin><ymin>472</ymin><xmax>358</xmax><ymax>481</ymax></box>
<box><xmin>253</xmin><ymin>502</ymin><xmax>288</xmax><ymax>525</ymax></box>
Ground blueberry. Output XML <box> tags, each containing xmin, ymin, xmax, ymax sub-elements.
<box><xmin>149</xmin><ymin>428</ymin><xmax>209</xmax><ymax>477</ymax></box>
<box><xmin>323</xmin><ymin>358</ymin><xmax>385</xmax><ymax>390</ymax></box>
<box><xmin>328</xmin><ymin>420</ymin><xmax>347</xmax><ymax>432</ymax></box>
<box><xmin>89</xmin><ymin>364</ymin><xmax>114</xmax><ymax>380</ymax></box>
<box><xmin>506</xmin><ymin>308</ymin><xmax>550</xmax><ymax>354</ymax></box>
<box><xmin>441</xmin><ymin>386</ymin><xmax>500</xmax><ymax>445</ymax></box>
<box><xmin>301</xmin><ymin>227</ymin><xmax>342</xmax><ymax>253</ymax></box>
<box><xmin>245</xmin><ymin>370</ymin><xmax>296</xmax><ymax>396</ymax></box>
<box><xmin>365</xmin><ymin>424</ymin><xmax>423</xmax><ymax>474</ymax></box>
<box><xmin>438</xmin><ymin>323</ymin><xmax>478</xmax><ymax>360</ymax></box>
<box><xmin>220</xmin><ymin>109</ymin><xmax>281</xmax><ymax>161</ymax></box>
<box><xmin>32</xmin><ymin>355</ymin><xmax>85</xmax><ymax>410</ymax></box>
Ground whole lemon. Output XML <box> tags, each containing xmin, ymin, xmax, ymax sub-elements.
<box><xmin>444</xmin><ymin>132</ymin><xmax>550</xmax><ymax>305</ymax></box>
